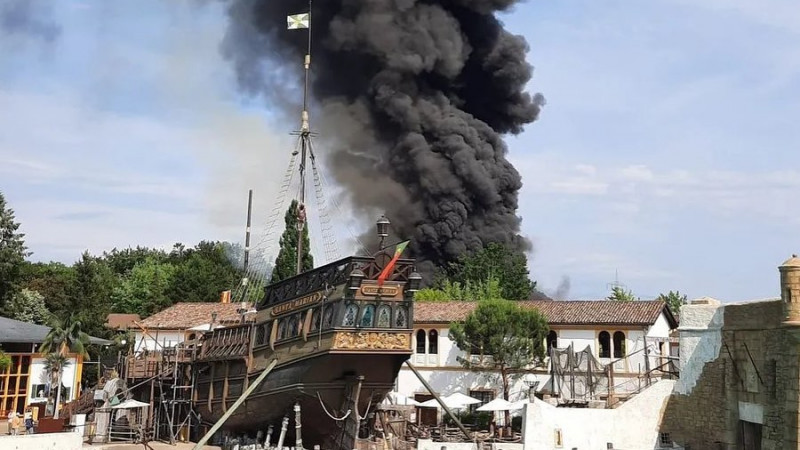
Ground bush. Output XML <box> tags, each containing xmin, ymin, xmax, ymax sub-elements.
<box><xmin>0</xmin><ymin>349</ymin><xmax>11</xmax><ymax>372</ymax></box>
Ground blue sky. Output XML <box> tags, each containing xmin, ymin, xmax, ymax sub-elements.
<box><xmin>1</xmin><ymin>0</ymin><xmax>798</xmax><ymax>301</ymax></box>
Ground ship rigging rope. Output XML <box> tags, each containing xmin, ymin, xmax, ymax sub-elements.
<box><xmin>229</xmin><ymin>144</ymin><xmax>301</xmax><ymax>303</ymax></box>
<box><xmin>316</xmin><ymin>392</ymin><xmax>352</xmax><ymax>421</ymax></box>
<box><xmin>307</xmin><ymin>142</ymin><xmax>369</xmax><ymax>256</ymax></box>
<box><xmin>308</xmin><ymin>139</ymin><xmax>341</xmax><ymax>263</ymax></box>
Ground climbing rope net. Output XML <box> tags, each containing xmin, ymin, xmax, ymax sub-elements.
<box><xmin>550</xmin><ymin>344</ymin><xmax>609</xmax><ymax>402</ymax></box>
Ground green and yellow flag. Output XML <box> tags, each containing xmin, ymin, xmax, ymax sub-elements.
<box><xmin>377</xmin><ymin>240</ymin><xmax>410</xmax><ymax>286</ymax></box>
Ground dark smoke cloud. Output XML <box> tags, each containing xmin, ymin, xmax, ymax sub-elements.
<box><xmin>219</xmin><ymin>0</ymin><xmax>544</xmax><ymax>277</ymax></box>
<box><xmin>0</xmin><ymin>0</ymin><xmax>61</xmax><ymax>43</ymax></box>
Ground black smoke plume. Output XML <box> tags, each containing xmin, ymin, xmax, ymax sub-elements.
<box><xmin>219</xmin><ymin>0</ymin><xmax>544</xmax><ymax>277</ymax></box>
<box><xmin>0</xmin><ymin>0</ymin><xmax>61</xmax><ymax>43</ymax></box>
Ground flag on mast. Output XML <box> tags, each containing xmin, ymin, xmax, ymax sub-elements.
<box><xmin>377</xmin><ymin>240</ymin><xmax>410</xmax><ymax>286</ymax></box>
<box><xmin>287</xmin><ymin>13</ymin><xmax>309</xmax><ymax>29</ymax></box>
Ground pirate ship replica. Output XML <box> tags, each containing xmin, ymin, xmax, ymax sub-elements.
<box><xmin>192</xmin><ymin>7</ymin><xmax>420</xmax><ymax>450</ymax></box>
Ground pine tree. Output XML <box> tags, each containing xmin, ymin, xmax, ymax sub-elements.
<box><xmin>0</xmin><ymin>192</ymin><xmax>29</xmax><ymax>308</ymax></box>
<box><xmin>270</xmin><ymin>200</ymin><xmax>313</xmax><ymax>283</ymax></box>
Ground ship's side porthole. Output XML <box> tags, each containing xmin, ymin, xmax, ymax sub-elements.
<box><xmin>343</xmin><ymin>304</ymin><xmax>359</xmax><ymax>327</ymax></box>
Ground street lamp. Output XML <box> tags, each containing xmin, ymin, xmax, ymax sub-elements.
<box><xmin>376</xmin><ymin>215</ymin><xmax>390</xmax><ymax>248</ymax></box>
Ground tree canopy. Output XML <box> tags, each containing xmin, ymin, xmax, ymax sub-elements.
<box><xmin>607</xmin><ymin>286</ymin><xmax>637</xmax><ymax>302</ymax></box>
<box><xmin>449</xmin><ymin>298</ymin><xmax>549</xmax><ymax>424</ymax></box>
<box><xmin>6</xmin><ymin>288</ymin><xmax>50</xmax><ymax>325</ymax></box>
<box><xmin>0</xmin><ymin>192</ymin><xmax>29</xmax><ymax>309</ymax></box>
<box><xmin>270</xmin><ymin>200</ymin><xmax>313</xmax><ymax>284</ymax></box>
<box><xmin>657</xmin><ymin>290</ymin><xmax>687</xmax><ymax>315</ymax></box>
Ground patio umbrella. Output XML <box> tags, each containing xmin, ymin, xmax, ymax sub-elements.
<box><xmin>418</xmin><ymin>393</ymin><xmax>482</xmax><ymax>409</ymax></box>
<box><xmin>476</xmin><ymin>398</ymin><xmax>523</xmax><ymax>412</ymax></box>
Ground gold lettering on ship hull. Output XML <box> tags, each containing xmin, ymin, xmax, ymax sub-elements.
<box><xmin>333</xmin><ymin>331</ymin><xmax>411</xmax><ymax>350</ymax></box>
<box><xmin>271</xmin><ymin>291</ymin><xmax>324</xmax><ymax>316</ymax></box>
<box><xmin>360</xmin><ymin>285</ymin><xmax>399</xmax><ymax>297</ymax></box>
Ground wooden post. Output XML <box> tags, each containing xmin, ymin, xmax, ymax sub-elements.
<box><xmin>606</xmin><ymin>364</ymin><xmax>615</xmax><ymax>408</ymax></box>
<box><xmin>266</xmin><ymin>424</ymin><xmax>274</xmax><ymax>449</ymax></box>
<box><xmin>192</xmin><ymin>359</ymin><xmax>278</xmax><ymax>450</ymax></box>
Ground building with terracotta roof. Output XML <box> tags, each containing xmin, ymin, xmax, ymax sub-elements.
<box><xmin>131</xmin><ymin>302</ymin><xmax>256</xmax><ymax>353</ymax></box>
<box><xmin>399</xmin><ymin>299</ymin><xmax>678</xmax><ymax>425</ymax></box>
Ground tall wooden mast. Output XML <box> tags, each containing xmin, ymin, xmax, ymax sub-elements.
<box><xmin>293</xmin><ymin>0</ymin><xmax>313</xmax><ymax>276</ymax></box>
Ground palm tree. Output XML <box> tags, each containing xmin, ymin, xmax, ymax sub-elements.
<box><xmin>40</xmin><ymin>315</ymin><xmax>90</xmax><ymax>419</ymax></box>
<box><xmin>43</xmin><ymin>353</ymin><xmax>70</xmax><ymax>417</ymax></box>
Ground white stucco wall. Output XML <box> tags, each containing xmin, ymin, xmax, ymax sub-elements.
<box><xmin>27</xmin><ymin>356</ymin><xmax>79</xmax><ymax>403</ymax></box>
<box><xmin>133</xmin><ymin>330</ymin><xmax>185</xmax><ymax>352</ymax></box>
<box><xmin>674</xmin><ymin>300</ymin><xmax>724</xmax><ymax>395</ymax></box>
<box><xmin>521</xmin><ymin>380</ymin><xmax>676</xmax><ymax>450</ymax></box>
<box><xmin>0</xmin><ymin>431</ymin><xmax>83</xmax><ymax>450</ymax></box>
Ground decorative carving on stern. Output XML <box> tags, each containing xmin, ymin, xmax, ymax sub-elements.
<box><xmin>333</xmin><ymin>331</ymin><xmax>411</xmax><ymax>351</ymax></box>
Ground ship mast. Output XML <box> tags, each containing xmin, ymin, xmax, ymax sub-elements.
<box><xmin>293</xmin><ymin>0</ymin><xmax>313</xmax><ymax>276</ymax></box>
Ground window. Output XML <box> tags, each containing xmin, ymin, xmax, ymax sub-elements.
<box><xmin>546</xmin><ymin>330</ymin><xmax>558</xmax><ymax>353</ymax></box>
<box><xmin>613</xmin><ymin>331</ymin><xmax>626</xmax><ymax>358</ymax></box>
<box><xmin>360</xmin><ymin>305</ymin><xmax>375</xmax><ymax>327</ymax></box>
<box><xmin>416</xmin><ymin>330</ymin><xmax>426</xmax><ymax>354</ymax></box>
<box><xmin>659</xmin><ymin>432</ymin><xmax>672</xmax><ymax>446</ymax></box>
<box><xmin>377</xmin><ymin>305</ymin><xmax>392</xmax><ymax>327</ymax></box>
<box><xmin>255</xmin><ymin>325</ymin><xmax>266</xmax><ymax>346</ymax></box>
<box><xmin>278</xmin><ymin>319</ymin><xmax>288</xmax><ymax>340</ymax></box>
<box><xmin>395</xmin><ymin>306</ymin><xmax>408</xmax><ymax>328</ymax></box>
<box><xmin>428</xmin><ymin>330</ymin><xmax>438</xmax><ymax>354</ymax></box>
<box><xmin>468</xmin><ymin>390</ymin><xmax>494</xmax><ymax>413</ymax></box>
<box><xmin>323</xmin><ymin>307</ymin><xmax>334</xmax><ymax>329</ymax></box>
<box><xmin>343</xmin><ymin>304</ymin><xmax>359</xmax><ymax>327</ymax></box>
<box><xmin>288</xmin><ymin>314</ymin><xmax>299</xmax><ymax>337</ymax></box>
<box><xmin>310</xmin><ymin>309</ymin><xmax>320</xmax><ymax>331</ymax></box>
<box><xmin>598</xmin><ymin>331</ymin><xmax>611</xmax><ymax>358</ymax></box>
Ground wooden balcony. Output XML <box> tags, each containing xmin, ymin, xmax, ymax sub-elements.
<box><xmin>124</xmin><ymin>347</ymin><xmax>195</xmax><ymax>379</ymax></box>
<box><xmin>196</xmin><ymin>324</ymin><xmax>252</xmax><ymax>362</ymax></box>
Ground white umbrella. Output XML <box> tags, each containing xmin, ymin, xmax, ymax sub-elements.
<box><xmin>111</xmin><ymin>399</ymin><xmax>150</xmax><ymax>409</ymax></box>
<box><xmin>476</xmin><ymin>398</ymin><xmax>523</xmax><ymax>412</ymax></box>
<box><xmin>418</xmin><ymin>393</ymin><xmax>482</xmax><ymax>409</ymax></box>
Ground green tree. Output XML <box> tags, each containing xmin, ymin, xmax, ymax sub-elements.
<box><xmin>657</xmin><ymin>290</ymin><xmax>687</xmax><ymax>315</ymax></box>
<box><xmin>415</xmin><ymin>277</ymin><xmax>502</xmax><ymax>302</ymax></box>
<box><xmin>42</xmin><ymin>353</ymin><xmax>70</xmax><ymax>419</ymax></box>
<box><xmin>5</xmin><ymin>288</ymin><xmax>51</xmax><ymax>325</ymax></box>
<box><xmin>70</xmin><ymin>252</ymin><xmax>118</xmax><ymax>337</ymax></box>
<box><xmin>270</xmin><ymin>200</ymin><xmax>313</xmax><ymax>283</ymax></box>
<box><xmin>19</xmin><ymin>262</ymin><xmax>76</xmax><ymax>314</ymax></box>
<box><xmin>111</xmin><ymin>258</ymin><xmax>176</xmax><ymax>317</ymax></box>
<box><xmin>0</xmin><ymin>192</ymin><xmax>29</xmax><ymax>308</ymax></box>
<box><xmin>449</xmin><ymin>299</ymin><xmax>549</xmax><ymax>425</ymax></box>
<box><xmin>167</xmin><ymin>241</ymin><xmax>241</xmax><ymax>303</ymax></box>
<box><xmin>445</xmin><ymin>243</ymin><xmax>535</xmax><ymax>300</ymax></box>
<box><xmin>0</xmin><ymin>346</ymin><xmax>11</xmax><ymax>372</ymax></box>
<box><xmin>41</xmin><ymin>314</ymin><xmax>90</xmax><ymax>419</ymax></box>
<box><xmin>102</xmin><ymin>246</ymin><xmax>168</xmax><ymax>276</ymax></box>
<box><xmin>607</xmin><ymin>286</ymin><xmax>637</xmax><ymax>302</ymax></box>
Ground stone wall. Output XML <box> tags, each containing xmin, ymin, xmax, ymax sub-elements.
<box><xmin>661</xmin><ymin>299</ymin><xmax>800</xmax><ymax>450</ymax></box>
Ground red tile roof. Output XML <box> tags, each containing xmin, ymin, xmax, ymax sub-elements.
<box><xmin>138</xmin><ymin>303</ymin><xmax>255</xmax><ymax>330</ymax></box>
<box><xmin>105</xmin><ymin>313</ymin><xmax>141</xmax><ymax>330</ymax></box>
<box><xmin>414</xmin><ymin>300</ymin><xmax>676</xmax><ymax>328</ymax></box>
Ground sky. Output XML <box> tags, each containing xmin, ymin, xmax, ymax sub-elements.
<box><xmin>1</xmin><ymin>0</ymin><xmax>798</xmax><ymax>302</ymax></box>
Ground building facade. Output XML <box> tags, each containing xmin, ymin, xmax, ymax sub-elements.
<box><xmin>660</xmin><ymin>255</ymin><xmax>800</xmax><ymax>450</ymax></box>
<box><xmin>0</xmin><ymin>316</ymin><xmax>109</xmax><ymax>417</ymax></box>
<box><xmin>397</xmin><ymin>300</ymin><xmax>678</xmax><ymax>423</ymax></box>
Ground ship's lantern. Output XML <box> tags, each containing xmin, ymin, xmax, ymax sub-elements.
<box><xmin>376</xmin><ymin>215</ymin><xmax>390</xmax><ymax>238</ymax></box>
<box><xmin>347</xmin><ymin>268</ymin><xmax>366</xmax><ymax>294</ymax></box>
<box><xmin>406</xmin><ymin>270</ymin><xmax>422</xmax><ymax>293</ymax></box>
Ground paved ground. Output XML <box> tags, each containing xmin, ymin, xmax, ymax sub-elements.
<box><xmin>83</xmin><ymin>442</ymin><xmax>220</xmax><ymax>449</ymax></box>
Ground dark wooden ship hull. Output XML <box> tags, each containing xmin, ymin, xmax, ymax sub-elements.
<box><xmin>198</xmin><ymin>352</ymin><xmax>408</xmax><ymax>446</ymax></box>
<box><xmin>194</xmin><ymin>255</ymin><xmax>419</xmax><ymax>449</ymax></box>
